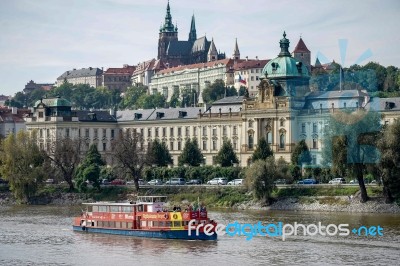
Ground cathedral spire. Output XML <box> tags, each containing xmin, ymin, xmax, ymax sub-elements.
<box><xmin>232</xmin><ymin>38</ymin><xmax>240</xmax><ymax>60</ymax></box>
<box><xmin>278</xmin><ymin>31</ymin><xmax>291</xmax><ymax>57</ymax></box>
<box><xmin>188</xmin><ymin>14</ymin><xmax>197</xmax><ymax>42</ymax></box>
<box><xmin>161</xmin><ymin>0</ymin><xmax>176</xmax><ymax>33</ymax></box>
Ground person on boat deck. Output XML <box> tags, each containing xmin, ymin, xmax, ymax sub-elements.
<box><xmin>173</xmin><ymin>205</ymin><xmax>177</xmax><ymax>211</ymax></box>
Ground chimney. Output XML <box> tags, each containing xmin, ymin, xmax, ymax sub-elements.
<box><xmin>246</xmin><ymin>56</ymin><xmax>248</xmax><ymax>61</ymax></box>
<box><xmin>256</xmin><ymin>56</ymin><xmax>259</xmax><ymax>60</ymax></box>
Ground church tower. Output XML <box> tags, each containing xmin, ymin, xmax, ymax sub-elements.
<box><xmin>232</xmin><ymin>38</ymin><xmax>240</xmax><ymax>60</ymax></box>
<box><xmin>188</xmin><ymin>14</ymin><xmax>197</xmax><ymax>42</ymax></box>
<box><xmin>292</xmin><ymin>37</ymin><xmax>311</xmax><ymax>73</ymax></box>
<box><xmin>158</xmin><ymin>1</ymin><xmax>178</xmax><ymax>61</ymax></box>
<box><xmin>207</xmin><ymin>38</ymin><xmax>218</xmax><ymax>62</ymax></box>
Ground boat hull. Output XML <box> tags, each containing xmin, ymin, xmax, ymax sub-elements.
<box><xmin>72</xmin><ymin>226</ymin><xmax>217</xmax><ymax>241</ymax></box>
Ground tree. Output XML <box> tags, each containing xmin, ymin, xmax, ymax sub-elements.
<box><xmin>322</xmin><ymin>109</ymin><xmax>381</xmax><ymax>202</ymax></box>
<box><xmin>112</xmin><ymin>131</ymin><xmax>149</xmax><ymax>191</ymax></box>
<box><xmin>252</xmin><ymin>137</ymin><xmax>273</xmax><ymax>161</ymax></box>
<box><xmin>136</xmin><ymin>93</ymin><xmax>166</xmax><ymax>109</ymax></box>
<box><xmin>244</xmin><ymin>157</ymin><xmax>277</xmax><ymax>204</ymax></box>
<box><xmin>75</xmin><ymin>144</ymin><xmax>104</xmax><ymax>192</ymax></box>
<box><xmin>378</xmin><ymin>120</ymin><xmax>400</xmax><ymax>203</ymax></box>
<box><xmin>45</xmin><ymin>137</ymin><xmax>82</xmax><ymax>191</ymax></box>
<box><xmin>202</xmin><ymin>79</ymin><xmax>237</xmax><ymax>104</ymax></box>
<box><xmin>147</xmin><ymin>139</ymin><xmax>173</xmax><ymax>167</ymax></box>
<box><xmin>0</xmin><ymin>131</ymin><xmax>47</xmax><ymax>203</ymax></box>
<box><xmin>120</xmin><ymin>85</ymin><xmax>148</xmax><ymax>109</ymax></box>
<box><xmin>291</xmin><ymin>139</ymin><xmax>312</xmax><ymax>166</ymax></box>
<box><xmin>215</xmin><ymin>139</ymin><xmax>239</xmax><ymax>167</ymax></box>
<box><xmin>178</xmin><ymin>138</ymin><xmax>203</xmax><ymax>166</ymax></box>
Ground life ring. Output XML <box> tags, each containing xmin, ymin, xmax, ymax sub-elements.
<box><xmin>173</xmin><ymin>214</ymin><xmax>178</xmax><ymax>219</ymax></box>
<box><xmin>164</xmin><ymin>213</ymin><xmax>169</xmax><ymax>219</ymax></box>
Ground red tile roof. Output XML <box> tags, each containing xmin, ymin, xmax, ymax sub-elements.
<box><xmin>293</xmin><ymin>38</ymin><xmax>310</xmax><ymax>53</ymax></box>
<box><xmin>157</xmin><ymin>58</ymin><xmax>235</xmax><ymax>75</ymax></box>
<box><xmin>233</xmin><ymin>59</ymin><xmax>269</xmax><ymax>70</ymax></box>
<box><xmin>104</xmin><ymin>65</ymin><xmax>136</xmax><ymax>75</ymax></box>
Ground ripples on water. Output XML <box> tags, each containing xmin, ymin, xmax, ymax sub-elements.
<box><xmin>0</xmin><ymin>205</ymin><xmax>399</xmax><ymax>266</ymax></box>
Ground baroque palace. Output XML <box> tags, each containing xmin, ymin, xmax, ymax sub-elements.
<box><xmin>24</xmin><ymin>33</ymin><xmax>400</xmax><ymax>167</ymax></box>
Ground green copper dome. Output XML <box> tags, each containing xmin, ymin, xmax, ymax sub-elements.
<box><xmin>34</xmin><ymin>97</ymin><xmax>71</xmax><ymax>108</ymax></box>
<box><xmin>262</xmin><ymin>32</ymin><xmax>309</xmax><ymax>79</ymax></box>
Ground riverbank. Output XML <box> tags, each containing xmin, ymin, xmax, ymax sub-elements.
<box><xmin>0</xmin><ymin>185</ymin><xmax>399</xmax><ymax>213</ymax></box>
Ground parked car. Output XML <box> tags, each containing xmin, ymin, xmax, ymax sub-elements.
<box><xmin>274</xmin><ymin>179</ymin><xmax>287</xmax><ymax>185</ymax></box>
<box><xmin>227</xmin><ymin>179</ymin><xmax>243</xmax><ymax>185</ymax></box>
<box><xmin>297</xmin><ymin>179</ymin><xmax>318</xmax><ymax>184</ymax></box>
<box><xmin>186</xmin><ymin>179</ymin><xmax>201</xmax><ymax>185</ymax></box>
<box><xmin>111</xmin><ymin>179</ymin><xmax>126</xmax><ymax>185</ymax></box>
<box><xmin>126</xmin><ymin>179</ymin><xmax>146</xmax><ymax>186</ymax></box>
<box><xmin>102</xmin><ymin>179</ymin><xmax>111</xmax><ymax>185</ymax></box>
<box><xmin>207</xmin><ymin>178</ymin><xmax>228</xmax><ymax>185</ymax></box>
<box><xmin>148</xmin><ymin>179</ymin><xmax>163</xmax><ymax>185</ymax></box>
<box><xmin>165</xmin><ymin>178</ymin><xmax>186</xmax><ymax>185</ymax></box>
<box><xmin>45</xmin><ymin>179</ymin><xmax>55</xmax><ymax>184</ymax></box>
<box><xmin>329</xmin><ymin>178</ymin><xmax>346</xmax><ymax>184</ymax></box>
<box><xmin>349</xmin><ymin>179</ymin><xmax>358</xmax><ymax>184</ymax></box>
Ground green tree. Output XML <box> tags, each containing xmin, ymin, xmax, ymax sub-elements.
<box><xmin>75</xmin><ymin>144</ymin><xmax>104</xmax><ymax>192</ymax></box>
<box><xmin>244</xmin><ymin>157</ymin><xmax>277</xmax><ymax>204</ymax></box>
<box><xmin>136</xmin><ymin>93</ymin><xmax>166</xmax><ymax>109</ymax></box>
<box><xmin>378</xmin><ymin>120</ymin><xmax>400</xmax><ymax>203</ymax></box>
<box><xmin>252</xmin><ymin>137</ymin><xmax>273</xmax><ymax>161</ymax></box>
<box><xmin>147</xmin><ymin>139</ymin><xmax>173</xmax><ymax>167</ymax></box>
<box><xmin>291</xmin><ymin>139</ymin><xmax>312</xmax><ymax>166</ymax></box>
<box><xmin>168</xmin><ymin>87</ymin><xmax>181</xmax><ymax>108</ymax></box>
<box><xmin>322</xmin><ymin>110</ymin><xmax>381</xmax><ymax>202</ymax></box>
<box><xmin>0</xmin><ymin>131</ymin><xmax>46</xmax><ymax>203</ymax></box>
<box><xmin>178</xmin><ymin>138</ymin><xmax>203</xmax><ymax>166</ymax></box>
<box><xmin>215</xmin><ymin>139</ymin><xmax>239</xmax><ymax>167</ymax></box>
<box><xmin>202</xmin><ymin>79</ymin><xmax>237</xmax><ymax>104</ymax></box>
<box><xmin>120</xmin><ymin>85</ymin><xmax>148</xmax><ymax>109</ymax></box>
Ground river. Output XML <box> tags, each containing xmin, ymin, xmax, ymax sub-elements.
<box><xmin>0</xmin><ymin>205</ymin><xmax>399</xmax><ymax>266</ymax></box>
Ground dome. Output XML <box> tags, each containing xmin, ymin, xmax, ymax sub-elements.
<box><xmin>262</xmin><ymin>56</ymin><xmax>309</xmax><ymax>79</ymax></box>
<box><xmin>34</xmin><ymin>97</ymin><xmax>71</xmax><ymax>108</ymax></box>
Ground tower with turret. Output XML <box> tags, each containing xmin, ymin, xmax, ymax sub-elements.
<box><xmin>158</xmin><ymin>1</ymin><xmax>178</xmax><ymax>61</ymax></box>
<box><xmin>292</xmin><ymin>37</ymin><xmax>311</xmax><ymax>73</ymax></box>
<box><xmin>232</xmin><ymin>38</ymin><xmax>240</xmax><ymax>60</ymax></box>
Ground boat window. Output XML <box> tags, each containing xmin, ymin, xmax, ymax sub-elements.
<box><xmin>166</xmin><ymin>221</ymin><xmax>172</xmax><ymax>227</ymax></box>
<box><xmin>173</xmin><ymin>221</ymin><xmax>181</xmax><ymax>227</ymax></box>
<box><xmin>99</xmin><ymin>206</ymin><xmax>107</xmax><ymax>212</ymax></box>
<box><xmin>115</xmin><ymin>222</ymin><xmax>121</xmax><ymax>228</ymax></box>
<box><xmin>92</xmin><ymin>206</ymin><xmax>99</xmax><ymax>212</ymax></box>
<box><xmin>159</xmin><ymin>221</ymin><xmax>165</xmax><ymax>227</ymax></box>
<box><xmin>110</xmin><ymin>206</ymin><xmax>120</xmax><ymax>213</ymax></box>
<box><xmin>127</xmin><ymin>222</ymin><xmax>133</xmax><ymax>229</ymax></box>
<box><xmin>138</xmin><ymin>205</ymin><xmax>143</xmax><ymax>212</ymax></box>
<box><xmin>122</xmin><ymin>206</ymin><xmax>132</xmax><ymax>213</ymax></box>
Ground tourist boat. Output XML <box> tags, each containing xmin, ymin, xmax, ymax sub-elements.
<box><xmin>72</xmin><ymin>196</ymin><xmax>217</xmax><ymax>240</ymax></box>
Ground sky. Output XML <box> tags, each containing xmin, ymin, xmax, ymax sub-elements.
<box><xmin>0</xmin><ymin>0</ymin><xmax>399</xmax><ymax>96</ymax></box>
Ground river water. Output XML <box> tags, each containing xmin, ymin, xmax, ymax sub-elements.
<box><xmin>0</xmin><ymin>205</ymin><xmax>399</xmax><ymax>266</ymax></box>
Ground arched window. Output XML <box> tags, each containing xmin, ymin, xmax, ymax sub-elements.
<box><xmin>248</xmin><ymin>134</ymin><xmax>254</xmax><ymax>150</ymax></box>
<box><xmin>313</xmin><ymin>138</ymin><xmax>318</xmax><ymax>149</ymax></box>
<box><xmin>280</xmin><ymin>118</ymin><xmax>285</xmax><ymax>127</ymax></box>
<box><xmin>280</xmin><ymin>134</ymin><xmax>285</xmax><ymax>149</ymax></box>
<box><xmin>267</xmin><ymin>131</ymin><xmax>272</xmax><ymax>144</ymax></box>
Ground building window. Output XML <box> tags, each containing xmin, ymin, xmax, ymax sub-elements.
<box><xmin>185</xmin><ymin>127</ymin><xmax>190</xmax><ymax>136</ymax></box>
<box><xmin>85</xmin><ymin>129</ymin><xmax>89</xmax><ymax>138</ymax></box>
<box><xmin>170</xmin><ymin>142</ymin><xmax>174</xmax><ymax>151</ymax></box>
<box><xmin>103</xmin><ymin>142</ymin><xmax>106</xmax><ymax>151</ymax></box>
<box><xmin>212</xmin><ymin>127</ymin><xmax>217</xmax><ymax>136</ymax></box>
<box><xmin>94</xmin><ymin>129</ymin><xmax>98</xmax><ymax>138</ymax></box>
<box><xmin>170</xmin><ymin>127</ymin><xmax>174</xmax><ymax>136</ymax></box>
<box><xmin>162</xmin><ymin>87</ymin><xmax>168</xmax><ymax>98</ymax></box>
<box><xmin>267</xmin><ymin>132</ymin><xmax>272</xmax><ymax>144</ymax></box>
<box><xmin>178</xmin><ymin>127</ymin><xmax>182</xmax><ymax>136</ymax></box>
<box><xmin>203</xmin><ymin>126</ymin><xmax>207</xmax><ymax>136</ymax></box>
<box><xmin>280</xmin><ymin>119</ymin><xmax>285</xmax><ymax>127</ymax></box>
<box><xmin>193</xmin><ymin>126</ymin><xmax>197</xmax><ymax>136</ymax></box>
<box><xmin>47</xmin><ymin>129</ymin><xmax>50</xmax><ymax>139</ymax></box>
<box><xmin>301</xmin><ymin>123</ymin><xmax>306</xmax><ymax>133</ymax></box>
<box><xmin>313</xmin><ymin>123</ymin><xmax>317</xmax><ymax>133</ymax></box>
<box><xmin>39</xmin><ymin>112</ymin><xmax>43</xmax><ymax>118</ymax></box>
<box><xmin>251</xmin><ymin>76</ymin><xmax>254</xmax><ymax>81</ymax></box>
<box><xmin>223</xmin><ymin>126</ymin><xmax>227</xmax><ymax>136</ymax></box>
<box><xmin>313</xmin><ymin>138</ymin><xmax>318</xmax><ymax>149</ymax></box>
<box><xmin>155</xmin><ymin>127</ymin><xmax>159</xmax><ymax>137</ymax></box>
<box><xmin>233</xmin><ymin>139</ymin><xmax>237</xmax><ymax>150</ymax></box>
<box><xmin>312</xmin><ymin>155</ymin><xmax>317</xmax><ymax>165</ymax></box>
<box><xmin>148</xmin><ymin>128</ymin><xmax>151</xmax><ymax>137</ymax></box>
<box><xmin>203</xmin><ymin>140</ymin><xmax>207</xmax><ymax>150</ymax></box>
<box><xmin>233</xmin><ymin>126</ymin><xmax>237</xmax><ymax>135</ymax></box>
<box><xmin>248</xmin><ymin>134</ymin><xmax>254</xmax><ymax>150</ymax></box>
<box><xmin>162</xmin><ymin>127</ymin><xmax>166</xmax><ymax>137</ymax></box>
<box><xmin>256</xmin><ymin>76</ymin><xmax>259</xmax><ymax>80</ymax></box>
<box><xmin>66</xmin><ymin>128</ymin><xmax>70</xmax><ymax>138</ymax></box>
<box><xmin>280</xmin><ymin>134</ymin><xmax>285</xmax><ymax>149</ymax></box>
<box><xmin>178</xmin><ymin>141</ymin><xmax>181</xmax><ymax>151</ymax></box>
<box><xmin>40</xmin><ymin>129</ymin><xmax>43</xmax><ymax>138</ymax></box>
<box><xmin>212</xmin><ymin>140</ymin><xmax>217</xmax><ymax>150</ymax></box>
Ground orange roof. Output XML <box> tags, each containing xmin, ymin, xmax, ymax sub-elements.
<box><xmin>293</xmin><ymin>38</ymin><xmax>310</xmax><ymax>53</ymax></box>
<box><xmin>157</xmin><ymin>58</ymin><xmax>234</xmax><ymax>74</ymax></box>
<box><xmin>233</xmin><ymin>59</ymin><xmax>269</xmax><ymax>70</ymax></box>
<box><xmin>104</xmin><ymin>65</ymin><xmax>136</xmax><ymax>75</ymax></box>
